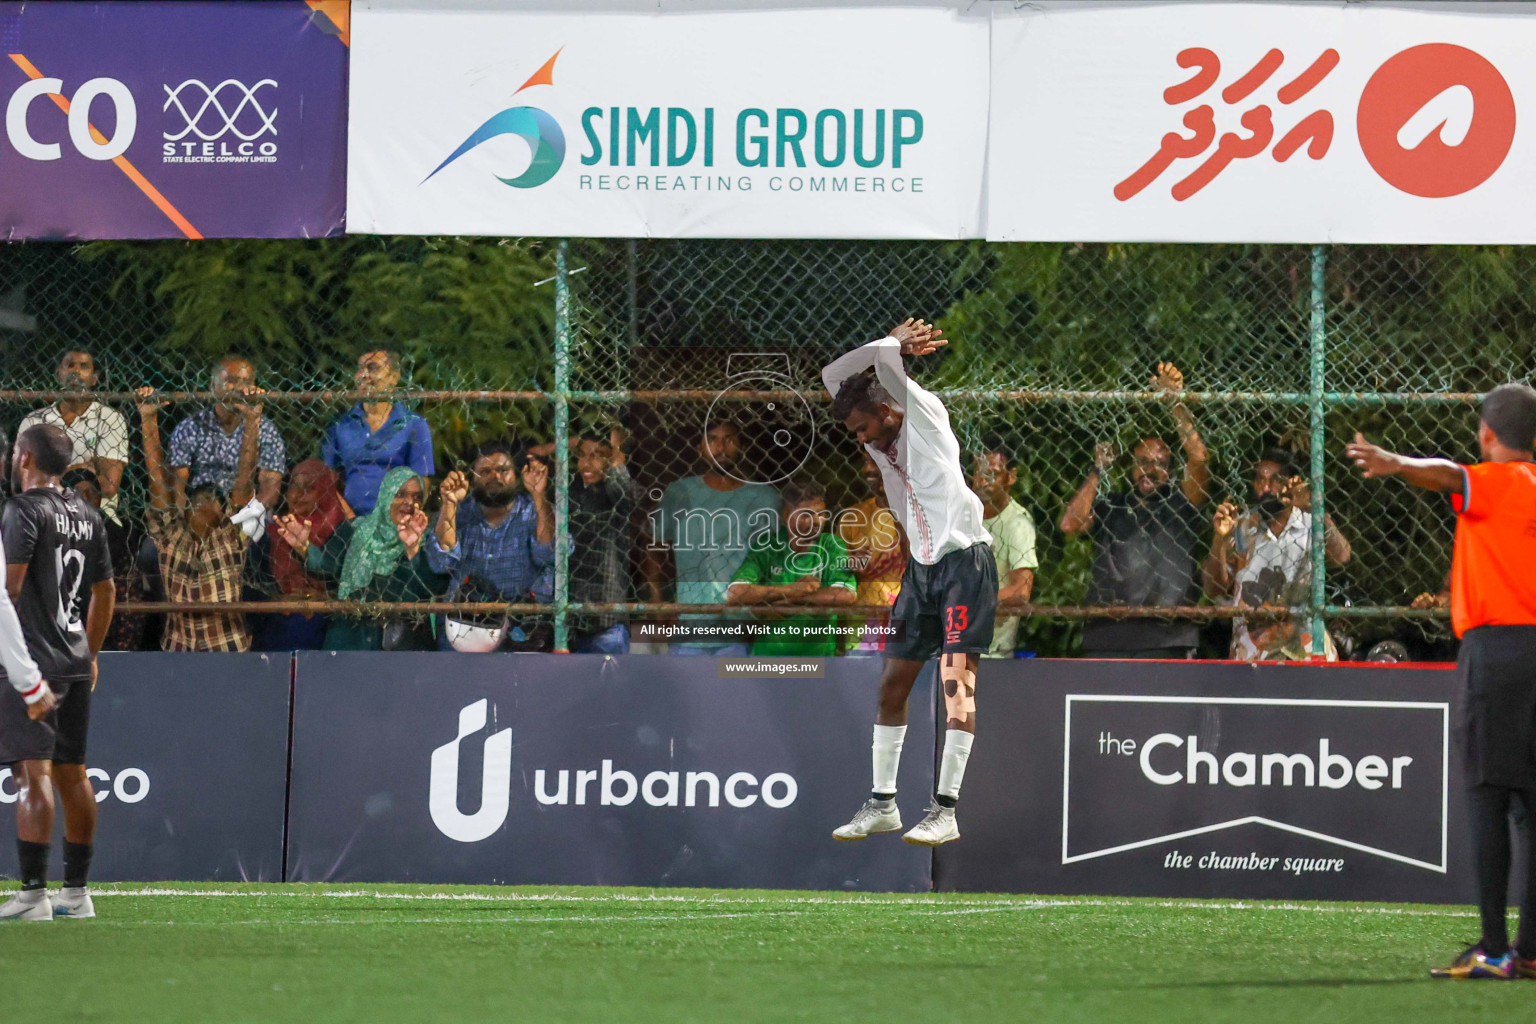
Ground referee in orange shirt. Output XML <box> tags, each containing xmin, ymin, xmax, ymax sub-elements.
<box><xmin>1348</xmin><ymin>383</ymin><xmax>1536</xmax><ymax>980</ymax></box>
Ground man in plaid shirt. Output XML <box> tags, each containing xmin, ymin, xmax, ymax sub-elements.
<box><xmin>137</xmin><ymin>385</ymin><xmax>262</xmax><ymax>652</ymax></box>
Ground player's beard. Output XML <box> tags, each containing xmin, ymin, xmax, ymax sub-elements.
<box><xmin>472</xmin><ymin>482</ymin><xmax>516</xmax><ymax>509</ymax></box>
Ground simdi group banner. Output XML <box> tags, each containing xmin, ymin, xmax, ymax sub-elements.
<box><xmin>987</xmin><ymin>1</ymin><xmax>1536</xmax><ymax>243</ymax></box>
<box><xmin>346</xmin><ymin>0</ymin><xmax>989</xmax><ymax>239</ymax></box>
<box><xmin>0</xmin><ymin>1</ymin><xmax>348</xmax><ymax>239</ymax></box>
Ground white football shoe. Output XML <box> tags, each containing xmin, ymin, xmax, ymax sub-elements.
<box><xmin>0</xmin><ymin>890</ymin><xmax>53</xmax><ymax>922</ymax></box>
<box><xmin>902</xmin><ymin>801</ymin><xmax>960</xmax><ymax>846</ymax></box>
<box><xmin>52</xmin><ymin>887</ymin><xmax>95</xmax><ymax>919</ymax></box>
<box><xmin>832</xmin><ymin>798</ymin><xmax>903</xmax><ymax>841</ymax></box>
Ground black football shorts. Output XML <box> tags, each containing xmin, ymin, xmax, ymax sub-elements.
<box><xmin>885</xmin><ymin>542</ymin><xmax>998</xmax><ymax>663</ymax></box>
<box><xmin>0</xmin><ymin>675</ymin><xmax>92</xmax><ymax>766</ymax></box>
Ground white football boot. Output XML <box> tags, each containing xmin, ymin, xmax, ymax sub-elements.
<box><xmin>832</xmin><ymin>798</ymin><xmax>903</xmax><ymax>841</ymax></box>
<box><xmin>0</xmin><ymin>890</ymin><xmax>53</xmax><ymax>922</ymax></box>
<box><xmin>52</xmin><ymin>887</ymin><xmax>95</xmax><ymax>919</ymax></box>
<box><xmin>902</xmin><ymin>800</ymin><xmax>960</xmax><ymax>846</ymax></box>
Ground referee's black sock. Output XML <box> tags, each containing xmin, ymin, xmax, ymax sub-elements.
<box><xmin>1469</xmin><ymin>784</ymin><xmax>1513</xmax><ymax>957</ymax></box>
<box><xmin>17</xmin><ymin>840</ymin><xmax>49</xmax><ymax>892</ymax></box>
<box><xmin>63</xmin><ymin>841</ymin><xmax>93</xmax><ymax>889</ymax></box>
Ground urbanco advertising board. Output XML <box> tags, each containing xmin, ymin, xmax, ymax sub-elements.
<box><xmin>934</xmin><ymin>659</ymin><xmax>1471</xmax><ymax>903</ymax></box>
<box><xmin>347</xmin><ymin>0</ymin><xmax>989</xmax><ymax>238</ymax></box>
<box><xmin>0</xmin><ymin>1</ymin><xmax>348</xmax><ymax>239</ymax></box>
<box><xmin>989</xmin><ymin>1</ymin><xmax>1536</xmax><ymax>243</ymax></box>
<box><xmin>0</xmin><ymin>654</ymin><xmax>292</xmax><ymax>883</ymax></box>
<box><xmin>286</xmin><ymin>653</ymin><xmax>935</xmax><ymax>890</ymax></box>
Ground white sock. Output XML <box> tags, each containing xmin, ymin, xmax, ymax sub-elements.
<box><xmin>872</xmin><ymin>724</ymin><xmax>907</xmax><ymax>798</ymax></box>
<box><xmin>937</xmin><ymin>731</ymin><xmax>975</xmax><ymax>802</ymax></box>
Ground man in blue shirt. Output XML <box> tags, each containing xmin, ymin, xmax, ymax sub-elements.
<box><xmin>168</xmin><ymin>356</ymin><xmax>286</xmax><ymax>513</ymax></box>
<box><xmin>322</xmin><ymin>349</ymin><xmax>435</xmax><ymax>514</ymax></box>
<box><xmin>427</xmin><ymin>440</ymin><xmax>554</xmax><ymax>650</ymax></box>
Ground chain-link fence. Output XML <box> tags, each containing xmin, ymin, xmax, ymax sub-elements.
<box><xmin>0</xmin><ymin>238</ymin><xmax>1519</xmax><ymax>658</ymax></box>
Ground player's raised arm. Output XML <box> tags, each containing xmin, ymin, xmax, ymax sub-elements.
<box><xmin>1345</xmin><ymin>432</ymin><xmax>1465</xmax><ymax>491</ymax></box>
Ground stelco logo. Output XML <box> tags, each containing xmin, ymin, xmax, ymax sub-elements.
<box><xmin>0</xmin><ymin>75</ymin><xmax>278</xmax><ymax>167</ymax></box>
<box><xmin>1062</xmin><ymin>696</ymin><xmax>1449</xmax><ymax>873</ymax></box>
<box><xmin>0</xmin><ymin>766</ymin><xmax>149</xmax><ymax>805</ymax></box>
<box><xmin>425</xmin><ymin>47</ymin><xmax>925</xmax><ymax>195</ymax></box>
<box><xmin>428</xmin><ymin>699</ymin><xmax>798</xmax><ymax>844</ymax></box>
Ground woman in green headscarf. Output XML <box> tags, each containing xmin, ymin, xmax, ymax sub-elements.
<box><xmin>274</xmin><ymin>466</ymin><xmax>448</xmax><ymax>650</ymax></box>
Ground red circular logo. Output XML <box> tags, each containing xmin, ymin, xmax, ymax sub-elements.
<box><xmin>1356</xmin><ymin>43</ymin><xmax>1515</xmax><ymax>198</ymax></box>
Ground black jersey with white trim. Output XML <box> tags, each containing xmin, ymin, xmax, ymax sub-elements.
<box><xmin>2</xmin><ymin>488</ymin><xmax>112</xmax><ymax>679</ymax></box>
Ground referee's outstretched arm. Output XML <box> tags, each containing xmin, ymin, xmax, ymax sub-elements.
<box><xmin>1345</xmin><ymin>432</ymin><xmax>1465</xmax><ymax>491</ymax></box>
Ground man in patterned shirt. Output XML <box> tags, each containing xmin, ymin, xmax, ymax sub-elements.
<box><xmin>167</xmin><ymin>356</ymin><xmax>285</xmax><ymax>531</ymax></box>
<box><xmin>138</xmin><ymin>386</ymin><xmax>261</xmax><ymax>652</ymax></box>
<box><xmin>17</xmin><ymin>350</ymin><xmax>130</xmax><ymax>525</ymax></box>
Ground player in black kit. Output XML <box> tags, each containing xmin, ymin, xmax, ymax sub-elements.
<box><xmin>0</xmin><ymin>424</ymin><xmax>114</xmax><ymax>922</ymax></box>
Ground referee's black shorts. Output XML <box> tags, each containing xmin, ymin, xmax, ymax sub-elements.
<box><xmin>0</xmin><ymin>676</ymin><xmax>92</xmax><ymax>766</ymax></box>
<box><xmin>885</xmin><ymin>542</ymin><xmax>998</xmax><ymax>663</ymax></box>
<box><xmin>1457</xmin><ymin>626</ymin><xmax>1536</xmax><ymax>789</ymax></box>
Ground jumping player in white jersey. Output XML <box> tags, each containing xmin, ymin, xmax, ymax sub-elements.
<box><xmin>824</xmin><ymin>319</ymin><xmax>997</xmax><ymax>845</ymax></box>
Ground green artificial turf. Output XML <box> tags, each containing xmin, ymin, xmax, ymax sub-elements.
<box><xmin>0</xmin><ymin>882</ymin><xmax>1528</xmax><ymax>1022</ymax></box>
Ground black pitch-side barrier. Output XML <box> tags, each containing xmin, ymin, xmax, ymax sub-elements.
<box><xmin>0</xmin><ymin>654</ymin><xmax>1476</xmax><ymax>903</ymax></box>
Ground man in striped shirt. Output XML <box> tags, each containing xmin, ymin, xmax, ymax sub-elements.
<box><xmin>823</xmin><ymin>319</ymin><xmax>997</xmax><ymax>846</ymax></box>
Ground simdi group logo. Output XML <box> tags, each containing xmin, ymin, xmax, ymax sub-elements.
<box><xmin>422</xmin><ymin>46</ymin><xmax>930</xmax><ymax>196</ymax></box>
<box><xmin>428</xmin><ymin>699</ymin><xmax>799</xmax><ymax>844</ymax></box>
<box><xmin>1062</xmin><ymin>695</ymin><xmax>1450</xmax><ymax>873</ymax></box>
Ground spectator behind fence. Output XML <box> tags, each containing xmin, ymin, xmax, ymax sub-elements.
<box><xmin>1061</xmin><ymin>362</ymin><xmax>1211</xmax><ymax>659</ymax></box>
<box><xmin>261</xmin><ymin>459</ymin><xmax>349</xmax><ymax>651</ymax></box>
<box><xmin>427</xmin><ymin>441</ymin><xmax>553</xmax><ymax>652</ymax></box>
<box><xmin>138</xmin><ymin>386</ymin><xmax>260</xmax><ymax>652</ymax></box>
<box><xmin>646</xmin><ymin>419</ymin><xmax>781</xmax><ymax>657</ymax></box>
<box><xmin>836</xmin><ymin>453</ymin><xmax>907</xmax><ymax>653</ymax></box>
<box><xmin>1204</xmin><ymin>447</ymin><xmax>1352</xmax><ymax>661</ymax></box>
<box><xmin>322</xmin><ymin>348</ymin><xmax>435</xmax><ymax>516</ymax></box>
<box><xmin>567</xmin><ymin>427</ymin><xmax>635</xmax><ymax>655</ymax></box>
<box><xmin>62</xmin><ymin>467</ymin><xmax>156</xmax><ymax>652</ymax></box>
<box><xmin>167</xmin><ymin>356</ymin><xmax>285</xmax><ymax>539</ymax></box>
<box><xmin>18</xmin><ymin>350</ymin><xmax>129</xmax><ymax>525</ymax></box>
<box><xmin>275</xmin><ymin>466</ymin><xmax>445</xmax><ymax>651</ymax></box>
<box><xmin>728</xmin><ymin>478</ymin><xmax>856</xmax><ymax>656</ymax></box>
<box><xmin>970</xmin><ymin>444</ymin><xmax>1039</xmax><ymax>659</ymax></box>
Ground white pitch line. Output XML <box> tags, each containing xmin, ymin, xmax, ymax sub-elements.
<box><xmin>78</xmin><ymin>889</ymin><xmax>1481</xmax><ymax>919</ymax></box>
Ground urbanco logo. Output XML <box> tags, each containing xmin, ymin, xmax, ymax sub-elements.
<box><xmin>424</xmin><ymin>48</ymin><xmax>567</xmax><ymax>190</ymax></box>
<box><xmin>429</xmin><ymin>698</ymin><xmax>513</xmax><ymax>843</ymax></box>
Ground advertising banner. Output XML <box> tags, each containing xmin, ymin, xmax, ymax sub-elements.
<box><xmin>0</xmin><ymin>1</ymin><xmax>348</xmax><ymax>239</ymax></box>
<box><xmin>934</xmin><ymin>660</ymin><xmax>1472</xmax><ymax>903</ymax></box>
<box><xmin>988</xmin><ymin>1</ymin><xmax>1536</xmax><ymax>243</ymax></box>
<box><xmin>287</xmin><ymin>653</ymin><xmax>935</xmax><ymax>889</ymax></box>
<box><xmin>0</xmin><ymin>654</ymin><xmax>291</xmax><ymax>882</ymax></box>
<box><xmin>347</xmin><ymin>1</ymin><xmax>989</xmax><ymax>238</ymax></box>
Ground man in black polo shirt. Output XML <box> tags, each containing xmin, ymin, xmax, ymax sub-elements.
<box><xmin>1060</xmin><ymin>362</ymin><xmax>1210</xmax><ymax>658</ymax></box>
<box><xmin>0</xmin><ymin>424</ymin><xmax>115</xmax><ymax>922</ymax></box>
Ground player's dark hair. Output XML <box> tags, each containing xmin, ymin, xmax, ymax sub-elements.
<box><xmin>361</xmin><ymin>347</ymin><xmax>402</xmax><ymax>374</ymax></box>
<box><xmin>1481</xmin><ymin>383</ymin><xmax>1536</xmax><ymax>451</ymax></box>
<box><xmin>829</xmin><ymin>371</ymin><xmax>893</xmax><ymax>420</ymax></box>
<box><xmin>187</xmin><ymin>483</ymin><xmax>227</xmax><ymax>506</ymax></box>
<box><xmin>17</xmin><ymin>424</ymin><xmax>72</xmax><ymax>477</ymax></box>
<box><xmin>781</xmin><ymin>478</ymin><xmax>825</xmax><ymax>507</ymax></box>
<box><xmin>1256</xmin><ymin>446</ymin><xmax>1298</xmax><ymax>478</ymax></box>
<box><xmin>59</xmin><ymin>348</ymin><xmax>94</xmax><ymax>369</ymax></box>
<box><xmin>975</xmin><ymin>436</ymin><xmax>1015</xmax><ymax>469</ymax></box>
<box><xmin>468</xmin><ymin>439</ymin><xmax>515</xmax><ymax>467</ymax></box>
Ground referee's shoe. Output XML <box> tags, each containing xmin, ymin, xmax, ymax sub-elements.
<box><xmin>1429</xmin><ymin>943</ymin><xmax>1516</xmax><ymax>980</ymax></box>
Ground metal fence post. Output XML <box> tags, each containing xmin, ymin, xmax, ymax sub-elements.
<box><xmin>1308</xmin><ymin>244</ymin><xmax>1328</xmax><ymax>658</ymax></box>
<box><xmin>553</xmin><ymin>240</ymin><xmax>572</xmax><ymax>653</ymax></box>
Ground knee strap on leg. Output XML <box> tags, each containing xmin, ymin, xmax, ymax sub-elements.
<box><xmin>940</xmin><ymin>653</ymin><xmax>976</xmax><ymax>722</ymax></box>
